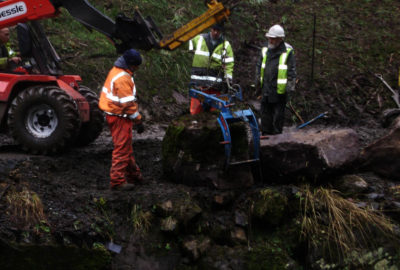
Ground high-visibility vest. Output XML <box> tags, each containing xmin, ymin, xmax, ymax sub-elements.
<box><xmin>0</xmin><ymin>42</ymin><xmax>17</xmax><ymax>69</ymax></box>
<box><xmin>188</xmin><ymin>34</ymin><xmax>234</xmax><ymax>83</ymax></box>
<box><xmin>99</xmin><ymin>66</ymin><xmax>140</xmax><ymax>120</ymax></box>
<box><xmin>6</xmin><ymin>42</ymin><xmax>17</xmax><ymax>57</ymax></box>
<box><xmin>260</xmin><ymin>43</ymin><xmax>293</xmax><ymax>94</ymax></box>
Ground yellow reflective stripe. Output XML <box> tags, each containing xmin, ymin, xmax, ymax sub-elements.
<box><xmin>105</xmin><ymin>111</ymin><xmax>128</xmax><ymax>117</ymax></box>
<box><xmin>103</xmin><ymin>86</ymin><xmax>119</xmax><ymax>102</ymax></box>
<box><xmin>213</xmin><ymin>42</ymin><xmax>233</xmax><ymax>61</ymax></box>
<box><xmin>104</xmin><ymin>72</ymin><xmax>137</xmax><ymax>103</ymax></box>
<box><xmin>262</xmin><ymin>47</ymin><xmax>268</xmax><ymax>57</ymax></box>
<box><xmin>105</xmin><ymin>111</ymin><xmax>139</xmax><ymax>119</ymax></box>
<box><xmin>120</xmin><ymin>96</ymin><xmax>136</xmax><ymax>103</ymax></box>
<box><xmin>195</xmin><ymin>51</ymin><xmax>210</xmax><ymax>57</ymax></box>
<box><xmin>191</xmin><ymin>75</ymin><xmax>223</xmax><ymax>82</ymax></box>
<box><xmin>279</xmin><ymin>52</ymin><xmax>288</xmax><ymax>65</ymax></box>
<box><xmin>260</xmin><ymin>47</ymin><xmax>268</xmax><ymax>85</ymax></box>
<box><xmin>196</xmin><ymin>36</ymin><xmax>204</xmax><ymax>51</ymax></box>
<box><xmin>110</xmin><ymin>71</ymin><xmax>130</xmax><ymax>93</ymax></box>
<box><xmin>223</xmin><ymin>57</ymin><xmax>234</xmax><ymax>63</ymax></box>
<box><xmin>212</xmin><ymin>54</ymin><xmax>234</xmax><ymax>62</ymax></box>
<box><xmin>224</xmin><ymin>41</ymin><xmax>230</xmax><ymax>49</ymax></box>
<box><xmin>102</xmin><ymin>86</ymin><xmax>116</xmax><ymax>101</ymax></box>
<box><xmin>194</xmin><ymin>35</ymin><xmax>210</xmax><ymax>57</ymax></box>
<box><xmin>277</xmin><ymin>50</ymin><xmax>291</xmax><ymax>94</ymax></box>
<box><xmin>223</xmin><ymin>41</ymin><xmax>231</xmax><ymax>54</ymax></box>
<box><xmin>277</xmin><ymin>79</ymin><xmax>287</xmax><ymax>84</ymax></box>
<box><xmin>189</xmin><ymin>39</ymin><xmax>193</xmax><ymax>51</ymax></box>
<box><xmin>212</xmin><ymin>53</ymin><xmax>221</xmax><ymax>59</ymax></box>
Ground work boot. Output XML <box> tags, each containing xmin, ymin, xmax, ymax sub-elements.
<box><xmin>110</xmin><ymin>182</ymin><xmax>135</xmax><ymax>191</ymax></box>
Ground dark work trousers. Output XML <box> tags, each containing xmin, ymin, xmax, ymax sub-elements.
<box><xmin>261</xmin><ymin>98</ymin><xmax>286</xmax><ymax>135</ymax></box>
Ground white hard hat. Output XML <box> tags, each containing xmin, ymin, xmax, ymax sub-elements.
<box><xmin>265</xmin><ymin>24</ymin><xmax>285</xmax><ymax>38</ymax></box>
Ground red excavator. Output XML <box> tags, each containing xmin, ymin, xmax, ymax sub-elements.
<box><xmin>0</xmin><ymin>0</ymin><xmax>230</xmax><ymax>154</ymax></box>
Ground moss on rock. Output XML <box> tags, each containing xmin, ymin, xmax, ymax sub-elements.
<box><xmin>253</xmin><ymin>188</ymin><xmax>288</xmax><ymax>226</ymax></box>
<box><xmin>161</xmin><ymin>112</ymin><xmax>251</xmax><ymax>187</ymax></box>
<box><xmin>245</xmin><ymin>242</ymin><xmax>292</xmax><ymax>270</ymax></box>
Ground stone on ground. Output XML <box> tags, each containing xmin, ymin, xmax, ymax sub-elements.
<box><xmin>260</xmin><ymin>128</ymin><xmax>360</xmax><ymax>181</ymax></box>
<box><xmin>358</xmin><ymin>125</ymin><xmax>400</xmax><ymax>180</ymax></box>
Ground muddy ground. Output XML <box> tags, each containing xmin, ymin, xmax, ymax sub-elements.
<box><xmin>1</xmin><ymin>79</ymin><xmax>397</xmax><ymax>270</ymax></box>
<box><xmin>1</xmin><ymin>0</ymin><xmax>399</xmax><ymax>267</ymax></box>
<box><xmin>0</xmin><ymin>122</ymin><xmax>171</xmax><ymax>268</ymax></box>
<box><xmin>0</xmin><ymin>116</ymin><xmax>388</xmax><ymax>269</ymax></box>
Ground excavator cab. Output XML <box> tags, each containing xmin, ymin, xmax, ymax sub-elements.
<box><xmin>16</xmin><ymin>21</ymin><xmax>62</xmax><ymax>75</ymax></box>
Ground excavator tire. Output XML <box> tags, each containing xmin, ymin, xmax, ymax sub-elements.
<box><xmin>74</xmin><ymin>86</ymin><xmax>104</xmax><ymax>146</ymax></box>
<box><xmin>7</xmin><ymin>85</ymin><xmax>81</xmax><ymax>155</ymax></box>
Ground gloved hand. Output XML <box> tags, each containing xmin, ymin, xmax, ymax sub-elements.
<box><xmin>136</xmin><ymin>122</ymin><xmax>144</xmax><ymax>134</ymax></box>
<box><xmin>128</xmin><ymin>113</ymin><xmax>140</xmax><ymax>120</ymax></box>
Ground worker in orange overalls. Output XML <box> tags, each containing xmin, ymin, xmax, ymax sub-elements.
<box><xmin>99</xmin><ymin>48</ymin><xmax>145</xmax><ymax>191</ymax></box>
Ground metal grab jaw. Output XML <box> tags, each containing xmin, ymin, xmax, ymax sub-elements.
<box><xmin>189</xmin><ymin>87</ymin><xmax>261</xmax><ymax>167</ymax></box>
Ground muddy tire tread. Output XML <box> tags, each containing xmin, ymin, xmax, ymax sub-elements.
<box><xmin>7</xmin><ymin>85</ymin><xmax>81</xmax><ymax>155</ymax></box>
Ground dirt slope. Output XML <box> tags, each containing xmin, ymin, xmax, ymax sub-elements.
<box><xmin>50</xmin><ymin>0</ymin><xmax>400</xmax><ymax>126</ymax></box>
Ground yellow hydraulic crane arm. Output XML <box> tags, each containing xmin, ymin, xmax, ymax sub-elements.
<box><xmin>158</xmin><ymin>0</ymin><xmax>231</xmax><ymax>51</ymax></box>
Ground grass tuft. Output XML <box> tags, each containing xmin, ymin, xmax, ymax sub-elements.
<box><xmin>130</xmin><ymin>204</ymin><xmax>152</xmax><ymax>236</ymax></box>
<box><xmin>5</xmin><ymin>186</ymin><xmax>47</xmax><ymax>230</ymax></box>
<box><xmin>300</xmin><ymin>186</ymin><xmax>396</xmax><ymax>261</ymax></box>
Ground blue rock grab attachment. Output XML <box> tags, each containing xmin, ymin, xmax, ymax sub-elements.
<box><xmin>189</xmin><ymin>86</ymin><xmax>260</xmax><ymax>167</ymax></box>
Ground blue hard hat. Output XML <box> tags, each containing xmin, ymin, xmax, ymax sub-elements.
<box><xmin>123</xmin><ymin>49</ymin><xmax>142</xmax><ymax>66</ymax></box>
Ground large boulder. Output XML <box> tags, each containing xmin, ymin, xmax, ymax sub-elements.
<box><xmin>358</xmin><ymin>125</ymin><xmax>400</xmax><ymax>180</ymax></box>
<box><xmin>162</xmin><ymin>112</ymin><xmax>254</xmax><ymax>189</ymax></box>
<box><xmin>260</xmin><ymin>128</ymin><xmax>360</xmax><ymax>182</ymax></box>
